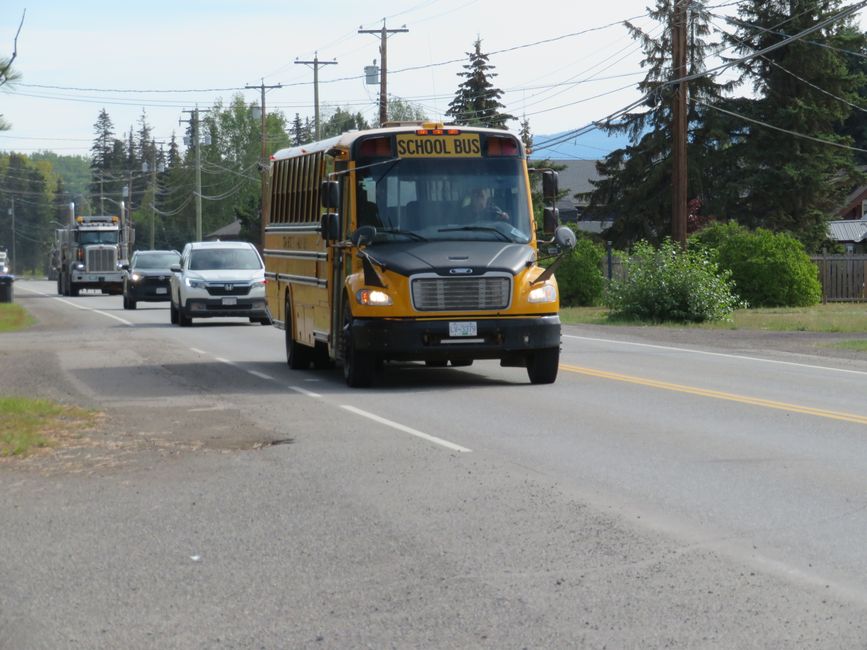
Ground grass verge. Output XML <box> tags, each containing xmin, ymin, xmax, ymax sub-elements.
<box><xmin>0</xmin><ymin>303</ymin><xmax>34</xmax><ymax>333</ymax></box>
<box><xmin>560</xmin><ymin>303</ymin><xmax>867</xmax><ymax>332</ymax></box>
<box><xmin>0</xmin><ymin>397</ymin><xmax>98</xmax><ymax>457</ymax></box>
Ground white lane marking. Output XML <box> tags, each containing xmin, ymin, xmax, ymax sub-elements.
<box><xmin>189</xmin><ymin>347</ymin><xmax>207</xmax><ymax>355</ymax></box>
<box><xmin>247</xmin><ymin>370</ymin><xmax>274</xmax><ymax>380</ymax></box>
<box><xmin>19</xmin><ymin>287</ymin><xmax>134</xmax><ymax>326</ymax></box>
<box><xmin>215</xmin><ymin>357</ymin><xmax>236</xmax><ymax>366</ymax></box>
<box><xmin>340</xmin><ymin>405</ymin><xmax>471</xmax><ymax>453</ymax></box>
<box><xmin>189</xmin><ymin>406</ymin><xmax>226</xmax><ymax>412</ymax></box>
<box><xmin>290</xmin><ymin>385</ymin><xmax>321</xmax><ymax>398</ymax></box>
<box><xmin>563</xmin><ymin>334</ymin><xmax>867</xmax><ymax>376</ymax></box>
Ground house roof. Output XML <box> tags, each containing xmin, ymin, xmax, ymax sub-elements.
<box><xmin>545</xmin><ymin>159</ymin><xmax>602</xmax><ymax>197</ymax></box>
<box><xmin>827</xmin><ymin>219</ymin><xmax>867</xmax><ymax>243</ymax></box>
<box><xmin>204</xmin><ymin>218</ymin><xmax>242</xmax><ymax>240</ymax></box>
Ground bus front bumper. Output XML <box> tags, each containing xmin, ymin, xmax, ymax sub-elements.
<box><xmin>350</xmin><ymin>315</ymin><xmax>561</xmax><ymax>362</ymax></box>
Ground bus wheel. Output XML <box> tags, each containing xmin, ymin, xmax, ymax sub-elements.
<box><xmin>526</xmin><ymin>347</ymin><xmax>559</xmax><ymax>384</ymax></box>
<box><xmin>285</xmin><ymin>295</ymin><xmax>313</xmax><ymax>369</ymax></box>
<box><xmin>342</xmin><ymin>301</ymin><xmax>375</xmax><ymax>388</ymax></box>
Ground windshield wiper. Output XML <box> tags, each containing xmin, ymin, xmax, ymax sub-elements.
<box><xmin>376</xmin><ymin>228</ymin><xmax>427</xmax><ymax>241</ymax></box>
<box><xmin>438</xmin><ymin>226</ymin><xmax>512</xmax><ymax>242</ymax></box>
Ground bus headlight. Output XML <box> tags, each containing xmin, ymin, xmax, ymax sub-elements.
<box><xmin>528</xmin><ymin>283</ymin><xmax>557</xmax><ymax>303</ymax></box>
<box><xmin>356</xmin><ymin>288</ymin><xmax>392</xmax><ymax>306</ymax></box>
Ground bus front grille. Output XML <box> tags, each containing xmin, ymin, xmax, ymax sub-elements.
<box><xmin>411</xmin><ymin>276</ymin><xmax>511</xmax><ymax>312</ymax></box>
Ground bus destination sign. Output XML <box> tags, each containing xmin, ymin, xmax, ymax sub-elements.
<box><xmin>396</xmin><ymin>133</ymin><xmax>481</xmax><ymax>158</ymax></box>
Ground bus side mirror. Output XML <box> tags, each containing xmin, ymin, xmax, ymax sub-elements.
<box><xmin>554</xmin><ymin>225</ymin><xmax>577</xmax><ymax>251</ymax></box>
<box><xmin>351</xmin><ymin>225</ymin><xmax>376</xmax><ymax>248</ymax></box>
<box><xmin>542</xmin><ymin>170</ymin><xmax>559</xmax><ymax>202</ymax></box>
<box><xmin>320</xmin><ymin>213</ymin><xmax>340</xmax><ymax>241</ymax></box>
<box><xmin>321</xmin><ymin>180</ymin><xmax>340</xmax><ymax>211</ymax></box>
<box><xmin>542</xmin><ymin>207</ymin><xmax>560</xmax><ymax>236</ymax></box>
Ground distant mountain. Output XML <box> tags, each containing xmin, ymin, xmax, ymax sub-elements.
<box><xmin>531</xmin><ymin>129</ymin><xmax>630</xmax><ymax>160</ymax></box>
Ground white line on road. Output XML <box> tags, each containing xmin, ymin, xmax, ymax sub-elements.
<box><xmin>563</xmin><ymin>334</ymin><xmax>867</xmax><ymax>376</ymax></box>
<box><xmin>247</xmin><ymin>370</ymin><xmax>274</xmax><ymax>380</ymax></box>
<box><xmin>289</xmin><ymin>385</ymin><xmax>321</xmax><ymax>398</ymax></box>
<box><xmin>340</xmin><ymin>405</ymin><xmax>472</xmax><ymax>453</ymax></box>
<box><xmin>215</xmin><ymin>357</ymin><xmax>236</xmax><ymax>366</ymax></box>
<box><xmin>18</xmin><ymin>287</ymin><xmax>134</xmax><ymax>326</ymax></box>
<box><xmin>189</xmin><ymin>347</ymin><xmax>207</xmax><ymax>355</ymax></box>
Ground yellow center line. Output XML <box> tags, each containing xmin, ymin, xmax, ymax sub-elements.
<box><xmin>560</xmin><ymin>363</ymin><xmax>867</xmax><ymax>426</ymax></box>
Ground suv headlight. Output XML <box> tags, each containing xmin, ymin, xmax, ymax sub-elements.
<box><xmin>185</xmin><ymin>277</ymin><xmax>206</xmax><ymax>289</ymax></box>
<box><xmin>528</xmin><ymin>283</ymin><xmax>557</xmax><ymax>303</ymax></box>
<box><xmin>130</xmin><ymin>272</ymin><xmax>143</xmax><ymax>282</ymax></box>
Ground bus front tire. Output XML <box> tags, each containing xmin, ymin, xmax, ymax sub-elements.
<box><xmin>526</xmin><ymin>347</ymin><xmax>559</xmax><ymax>384</ymax></box>
<box><xmin>342</xmin><ymin>302</ymin><xmax>375</xmax><ymax>388</ymax></box>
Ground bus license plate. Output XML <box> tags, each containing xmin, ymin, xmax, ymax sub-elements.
<box><xmin>222</xmin><ymin>297</ymin><xmax>237</xmax><ymax>306</ymax></box>
<box><xmin>449</xmin><ymin>321</ymin><xmax>477</xmax><ymax>337</ymax></box>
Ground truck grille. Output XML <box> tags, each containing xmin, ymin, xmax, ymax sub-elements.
<box><xmin>411</xmin><ymin>276</ymin><xmax>511</xmax><ymax>311</ymax></box>
<box><xmin>86</xmin><ymin>247</ymin><xmax>117</xmax><ymax>272</ymax></box>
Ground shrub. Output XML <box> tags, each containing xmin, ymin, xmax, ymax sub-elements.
<box><xmin>604</xmin><ymin>239</ymin><xmax>742</xmax><ymax>323</ymax></box>
<box><xmin>555</xmin><ymin>234</ymin><xmax>605</xmax><ymax>306</ymax></box>
<box><xmin>691</xmin><ymin>222</ymin><xmax>821</xmax><ymax>307</ymax></box>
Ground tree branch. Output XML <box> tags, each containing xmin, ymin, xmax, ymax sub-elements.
<box><xmin>0</xmin><ymin>9</ymin><xmax>26</xmax><ymax>87</ymax></box>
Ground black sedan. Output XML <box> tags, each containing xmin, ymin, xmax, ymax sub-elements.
<box><xmin>122</xmin><ymin>250</ymin><xmax>181</xmax><ymax>309</ymax></box>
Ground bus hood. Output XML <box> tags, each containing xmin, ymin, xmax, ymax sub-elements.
<box><xmin>366</xmin><ymin>241</ymin><xmax>535</xmax><ymax>277</ymax></box>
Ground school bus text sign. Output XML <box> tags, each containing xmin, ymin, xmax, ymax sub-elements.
<box><xmin>396</xmin><ymin>134</ymin><xmax>481</xmax><ymax>158</ymax></box>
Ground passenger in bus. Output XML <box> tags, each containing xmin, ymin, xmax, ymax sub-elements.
<box><xmin>463</xmin><ymin>187</ymin><xmax>509</xmax><ymax>223</ymax></box>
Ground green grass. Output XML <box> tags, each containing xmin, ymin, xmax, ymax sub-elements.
<box><xmin>0</xmin><ymin>303</ymin><xmax>34</xmax><ymax>332</ymax></box>
<box><xmin>560</xmin><ymin>303</ymin><xmax>867</xmax><ymax>332</ymax></box>
<box><xmin>0</xmin><ymin>397</ymin><xmax>97</xmax><ymax>457</ymax></box>
<box><xmin>830</xmin><ymin>340</ymin><xmax>867</xmax><ymax>352</ymax></box>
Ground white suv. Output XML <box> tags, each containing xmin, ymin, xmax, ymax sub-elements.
<box><xmin>169</xmin><ymin>241</ymin><xmax>270</xmax><ymax>327</ymax></box>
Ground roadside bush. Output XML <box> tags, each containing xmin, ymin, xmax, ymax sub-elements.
<box><xmin>690</xmin><ymin>222</ymin><xmax>821</xmax><ymax>307</ymax></box>
<box><xmin>555</xmin><ymin>234</ymin><xmax>605</xmax><ymax>306</ymax></box>
<box><xmin>604</xmin><ymin>239</ymin><xmax>742</xmax><ymax>323</ymax></box>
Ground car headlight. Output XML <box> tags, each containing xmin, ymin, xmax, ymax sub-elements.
<box><xmin>356</xmin><ymin>288</ymin><xmax>392</xmax><ymax>306</ymax></box>
<box><xmin>185</xmin><ymin>277</ymin><xmax>206</xmax><ymax>288</ymax></box>
<box><xmin>130</xmin><ymin>272</ymin><xmax>143</xmax><ymax>282</ymax></box>
<box><xmin>528</xmin><ymin>283</ymin><xmax>557</xmax><ymax>303</ymax></box>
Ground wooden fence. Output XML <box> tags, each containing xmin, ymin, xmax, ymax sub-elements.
<box><xmin>602</xmin><ymin>253</ymin><xmax>867</xmax><ymax>303</ymax></box>
<box><xmin>812</xmin><ymin>255</ymin><xmax>867</xmax><ymax>303</ymax></box>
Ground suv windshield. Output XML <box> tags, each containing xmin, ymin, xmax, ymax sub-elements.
<box><xmin>189</xmin><ymin>248</ymin><xmax>261</xmax><ymax>271</ymax></box>
<box><xmin>355</xmin><ymin>157</ymin><xmax>531</xmax><ymax>244</ymax></box>
<box><xmin>133</xmin><ymin>252</ymin><xmax>180</xmax><ymax>269</ymax></box>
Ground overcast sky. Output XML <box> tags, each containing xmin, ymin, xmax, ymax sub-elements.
<box><xmin>1</xmin><ymin>0</ymin><xmax>865</xmax><ymax>158</ymax></box>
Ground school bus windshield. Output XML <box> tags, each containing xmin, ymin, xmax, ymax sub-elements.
<box><xmin>355</xmin><ymin>157</ymin><xmax>532</xmax><ymax>244</ymax></box>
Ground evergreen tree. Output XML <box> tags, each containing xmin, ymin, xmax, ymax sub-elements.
<box><xmin>0</xmin><ymin>55</ymin><xmax>21</xmax><ymax>131</ymax></box>
<box><xmin>89</xmin><ymin>108</ymin><xmax>116</xmax><ymax>214</ymax></box>
<box><xmin>320</xmin><ymin>106</ymin><xmax>370</xmax><ymax>138</ymax></box>
<box><xmin>725</xmin><ymin>0</ymin><xmax>866</xmax><ymax>250</ymax></box>
<box><xmin>519</xmin><ymin>115</ymin><xmax>533</xmax><ymax>153</ymax></box>
<box><xmin>291</xmin><ymin>113</ymin><xmax>307</xmax><ymax>145</ymax></box>
<box><xmin>446</xmin><ymin>38</ymin><xmax>514</xmax><ymax>129</ymax></box>
<box><xmin>587</xmin><ymin>0</ymin><xmax>730</xmax><ymax>248</ymax></box>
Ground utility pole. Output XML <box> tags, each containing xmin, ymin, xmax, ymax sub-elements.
<box><xmin>9</xmin><ymin>196</ymin><xmax>14</xmax><ymax>275</ymax></box>
<box><xmin>359</xmin><ymin>22</ymin><xmax>408</xmax><ymax>126</ymax></box>
<box><xmin>245</xmin><ymin>79</ymin><xmax>283</xmax><ymax>248</ymax></box>
<box><xmin>671</xmin><ymin>0</ymin><xmax>689</xmax><ymax>247</ymax></box>
<box><xmin>295</xmin><ymin>53</ymin><xmax>336</xmax><ymax>140</ymax></box>
<box><xmin>180</xmin><ymin>106</ymin><xmax>209</xmax><ymax>241</ymax></box>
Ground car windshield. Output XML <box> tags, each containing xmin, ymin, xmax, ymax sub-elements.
<box><xmin>133</xmin><ymin>252</ymin><xmax>180</xmax><ymax>269</ymax></box>
<box><xmin>78</xmin><ymin>230</ymin><xmax>119</xmax><ymax>245</ymax></box>
<box><xmin>355</xmin><ymin>157</ymin><xmax>532</xmax><ymax>244</ymax></box>
<box><xmin>188</xmin><ymin>248</ymin><xmax>261</xmax><ymax>271</ymax></box>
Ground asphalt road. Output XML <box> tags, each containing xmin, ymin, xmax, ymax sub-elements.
<box><xmin>2</xmin><ymin>279</ymin><xmax>867</xmax><ymax>649</ymax></box>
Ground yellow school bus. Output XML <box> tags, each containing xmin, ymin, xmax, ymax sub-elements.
<box><xmin>264</xmin><ymin>122</ymin><xmax>575</xmax><ymax>387</ymax></box>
